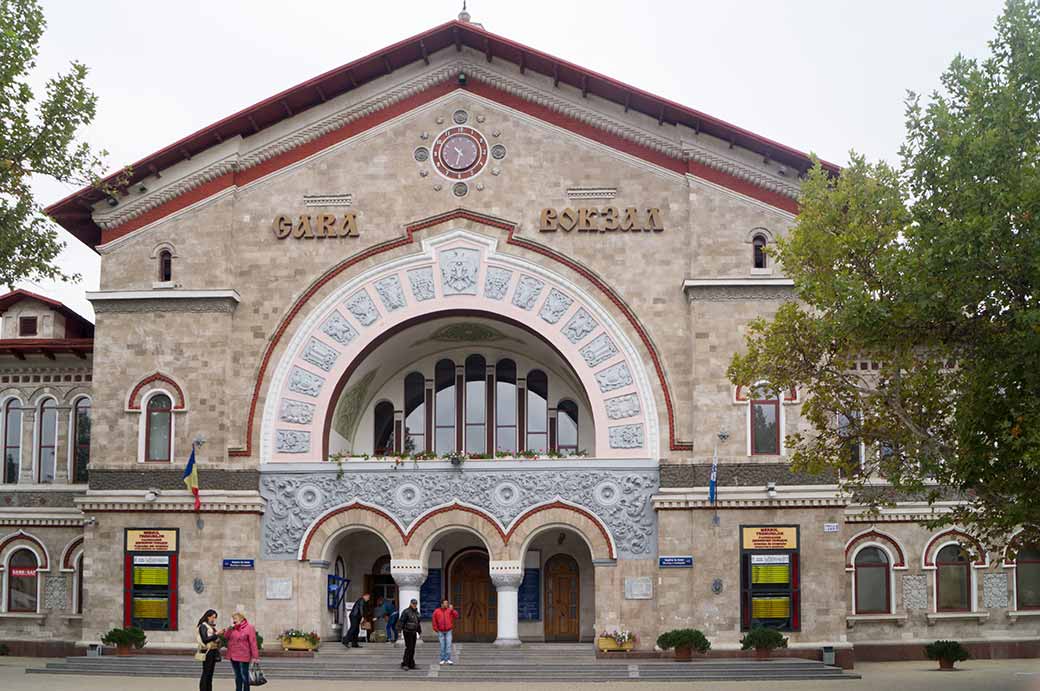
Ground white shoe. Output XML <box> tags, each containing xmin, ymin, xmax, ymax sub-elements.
<box><xmin>447</xmin><ymin>660</ymin><xmax>454</xmax><ymax>665</ymax></box>
<box><xmin>439</xmin><ymin>660</ymin><xmax>446</xmax><ymax>665</ymax></box>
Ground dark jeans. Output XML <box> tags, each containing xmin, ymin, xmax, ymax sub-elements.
<box><xmin>402</xmin><ymin>630</ymin><xmax>417</xmax><ymax>669</ymax></box>
<box><xmin>231</xmin><ymin>660</ymin><xmax>250</xmax><ymax>691</ymax></box>
<box><xmin>199</xmin><ymin>649</ymin><xmax>219</xmax><ymax>691</ymax></box>
<box><xmin>387</xmin><ymin>612</ymin><xmax>399</xmax><ymax>642</ymax></box>
<box><xmin>344</xmin><ymin>616</ymin><xmax>361</xmax><ymax>646</ymax></box>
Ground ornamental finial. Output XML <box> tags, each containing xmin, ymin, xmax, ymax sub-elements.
<box><xmin>459</xmin><ymin>1</ymin><xmax>471</xmax><ymax>22</ymax></box>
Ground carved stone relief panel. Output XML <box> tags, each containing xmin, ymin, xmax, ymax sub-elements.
<box><xmin>345</xmin><ymin>290</ymin><xmax>379</xmax><ymax>326</ymax></box>
<box><xmin>983</xmin><ymin>572</ymin><xmax>1009</xmax><ymax>609</ymax></box>
<box><xmin>280</xmin><ymin>399</ymin><xmax>316</xmax><ymax>425</ymax></box>
<box><xmin>45</xmin><ymin>574</ymin><xmax>68</xmax><ymax>610</ymax></box>
<box><xmin>512</xmin><ymin>275</ymin><xmax>544</xmax><ymax>310</ymax></box>
<box><xmin>302</xmin><ymin>338</ymin><xmax>338</xmax><ymax>372</ymax></box>
<box><xmin>440</xmin><ymin>248</ymin><xmax>480</xmax><ymax>295</ymax></box>
<box><xmin>580</xmin><ymin>333</ymin><xmax>618</xmax><ymax>368</ymax></box>
<box><xmin>407</xmin><ymin>267</ymin><xmax>436</xmax><ymax>302</ymax></box>
<box><xmin>609</xmin><ymin>424</ymin><xmax>644</xmax><ymax>449</ymax></box>
<box><xmin>484</xmin><ymin>267</ymin><xmax>513</xmax><ymax>300</ymax></box>
<box><xmin>595</xmin><ymin>362</ymin><xmax>632</xmax><ymax>393</ymax></box>
<box><xmin>902</xmin><ymin>575</ymin><xmax>928</xmax><ymax>610</ymax></box>
<box><xmin>321</xmin><ymin>311</ymin><xmax>357</xmax><ymax>345</ymax></box>
<box><xmin>538</xmin><ymin>288</ymin><xmax>572</xmax><ymax>323</ymax></box>
<box><xmin>276</xmin><ymin>430</ymin><xmax>311</xmax><ymax>453</ymax></box>
<box><xmin>288</xmin><ymin>367</ymin><xmax>324</xmax><ymax>397</ymax></box>
<box><xmin>562</xmin><ymin>308</ymin><xmax>597</xmax><ymax>344</ymax></box>
<box><xmin>604</xmin><ymin>393</ymin><xmax>641</xmax><ymax>420</ymax></box>
<box><xmin>375</xmin><ymin>275</ymin><xmax>406</xmax><ymax>311</ymax></box>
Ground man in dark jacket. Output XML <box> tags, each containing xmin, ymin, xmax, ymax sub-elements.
<box><xmin>398</xmin><ymin>598</ymin><xmax>422</xmax><ymax>670</ymax></box>
<box><xmin>342</xmin><ymin>592</ymin><xmax>371</xmax><ymax>648</ymax></box>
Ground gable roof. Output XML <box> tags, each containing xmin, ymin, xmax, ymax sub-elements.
<box><xmin>0</xmin><ymin>289</ymin><xmax>95</xmax><ymax>336</ymax></box>
<box><xmin>46</xmin><ymin>19</ymin><xmax>839</xmax><ymax>251</ymax></box>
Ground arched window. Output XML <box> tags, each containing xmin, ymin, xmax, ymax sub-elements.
<box><xmin>37</xmin><ymin>398</ymin><xmax>57</xmax><ymax>483</ymax></box>
<box><xmin>373</xmin><ymin>401</ymin><xmax>394</xmax><ymax>455</ymax></box>
<box><xmin>525</xmin><ymin>370</ymin><xmax>548</xmax><ymax>453</ymax></box>
<box><xmin>752</xmin><ymin>234</ymin><xmax>767</xmax><ymax>269</ymax></box>
<box><xmin>557</xmin><ymin>399</ymin><xmax>579</xmax><ymax>454</ymax></box>
<box><xmin>936</xmin><ymin>544</ymin><xmax>971</xmax><ymax>612</ymax></box>
<box><xmin>75</xmin><ymin>553</ymin><xmax>84</xmax><ymax>615</ymax></box>
<box><xmin>72</xmin><ymin>398</ymin><xmax>91</xmax><ymax>484</ymax></box>
<box><xmin>749</xmin><ymin>386</ymin><xmax>780</xmax><ymax>456</ymax></box>
<box><xmin>145</xmin><ymin>394</ymin><xmax>173</xmax><ymax>463</ymax></box>
<box><xmin>1016</xmin><ymin>546</ymin><xmax>1040</xmax><ymax>610</ymax></box>
<box><xmin>464</xmin><ymin>355</ymin><xmax>487</xmax><ymax>454</ymax></box>
<box><xmin>6</xmin><ymin>549</ymin><xmax>39</xmax><ymax>612</ymax></box>
<box><xmin>158</xmin><ymin>250</ymin><xmax>173</xmax><ymax>282</ymax></box>
<box><xmin>3</xmin><ymin>399</ymin><xmax>21</xmax><ymax>484</ymax></box>
<box><xmin>434</xmin><ymin>359</ymin><xmax>456</xmax><ymax>455</ymax></box>
<box><xmin>854</xmin><ymin>547</ymin><xmax>890</xmax><ymax>614</ymax></box>
<box><xmin>495</xmin><ymin>359</ymin><xmax>517</xmax><ymax>454</ymax></box>
<box><xmin>403</xmin><ymin>372</ymin><xmax>426</xmax><ymax>454</ymax></box>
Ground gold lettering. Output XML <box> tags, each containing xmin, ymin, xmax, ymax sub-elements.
<box><xmin>318</xmin><ymin>214</ymin><xmax>337</xmax><ymax>238</ymax></box>
<box><xmin>577</xmin><ymin>207</ymin><xmax>598</xmax><ymax>232</ymax></box>
<box><xmin>340</xmin><ymin>211</ymin><xmax>360</xmax><ymax>237</ymax></box>
<box><xmin>293</xmin><ymin>215</ymin><xmax>314</xmax><ymax>239</ymax></box>
<box><xmin>646</xmin><ymin>207</ymin><xmax>663</xmax><ymax>232</ymax></box>
<box><xmin>620</xmin><ymin>207</ymin><xmax>638</xmax><ymax>232</ymax></box>
<box><xmin>602</xmin><ymin>207</ymin><xmax>619</xmax><ymax>231</ymax></box>
<box><xmin>558</xmin><ymin>207</ymin><xmax>578</xmax><ymax>232</ymax></box>
<box><xmin>539</xmin><ymin>208</ymin><xmax>558</xmax><ymax>232</ymax></box>
<box><xmin>273</xmin><ymin>215</ymin><xmax>293</xmax><ymax>239</ymax></box>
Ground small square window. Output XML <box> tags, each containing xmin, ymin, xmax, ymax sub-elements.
<box><xmin>18</xmin><ymin>317</ymin><xmax>38</xmax><ymax>337</ymax></box>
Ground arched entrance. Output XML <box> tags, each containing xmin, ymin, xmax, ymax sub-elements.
<box><xmin>449</xmin><ymin>551</ymin><xmax>497</xmax><ymax>642</ymax></box>
<box><xmin>544</xmin><ymin>554</ymin><xmax>579</xmax><ymax>642</ymax></box>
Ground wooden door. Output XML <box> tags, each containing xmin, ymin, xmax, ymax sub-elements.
<box><xmin>450</xmin><ymin>552</ymin><xmax>497</xmax><ymax>641</ymax></box>
<box><xmin>545</xmin><ymin>554</ymin><xmax>579</xmax><ymax>641</ymax></box>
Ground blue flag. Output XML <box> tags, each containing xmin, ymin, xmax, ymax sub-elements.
<box><xmin>709</xmin><ymin>446</ymin><xmax>718</xmax><ymax>505</ymax></box>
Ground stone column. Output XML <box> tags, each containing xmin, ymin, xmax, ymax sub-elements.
<box><xmin>391</xmin><ymin>559</ymin><xmax>427</xmax><ymax>647</ymax></box>
<box><xmin>490</xmin><ymin>560</ymin><xmax>523</xmax><ymax>647</ymax></box>
<box><xmin>592</xmin><ymin>559</ymin><xmax>619</xmax><ymax>635</ymax></box>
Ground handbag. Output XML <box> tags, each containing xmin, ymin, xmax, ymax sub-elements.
<box><xmin>360</xmin><ymin>619</ymin><xmax>373</xmax><ymax>631</ymax></box>
<box><xmin>249</xmin><ymin>661</ymin><xmax>268</xmax><ymax>686</ymax></box>
<box><xmin>194</xmin><ymin>649</ymin><xmax>207</xmax><ymax>662</ymax></box>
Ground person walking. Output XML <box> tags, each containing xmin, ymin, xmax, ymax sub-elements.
<box><xmin>195</xmin><ymin>609</ymin><xmax>221</xmax><ymax>691</ymax></box>
<box><xmin>398</xmin><ymin>598</ymin><xmax>421</xmax><ymax>670</ymax></box>
<box><xmin>225</xmin><ymin>605</ymin><xmax>260</xmax><ymax>691</ymax></box>
<box><xmin>342</xmin><ymin>592</ymin><xmax>370</xmax><ymax>648</ymax></box>
<box><xmin>382</xmin><ymin>596</ymin><xmax>398</xmax><ymax>643</ymax></box>
<box><xmin>432</xmin><ymin>599</ymin><xmax>460</xmax><ymax>665</ymax></box>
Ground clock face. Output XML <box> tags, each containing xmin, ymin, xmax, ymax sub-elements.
<box><xmin>431</xmin><ymin>126</ymin><xmax>489</xmax><ymax>180</ymax></box>
<box><xmin>443</xmin><ymin>134</ymin><xmax>479</xmax><ymax>171</ymax></box>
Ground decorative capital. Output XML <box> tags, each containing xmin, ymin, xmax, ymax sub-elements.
<box><xmin>489</xmin><ymin>560</ymin><xmax>523</xmax><ymax>589</ymax></box>
<box><xmin>391</xmin><ymin>559</ymin><xmax>428</xmax><ymax>588</ymax></box>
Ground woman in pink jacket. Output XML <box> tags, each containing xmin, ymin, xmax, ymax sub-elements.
<box><xmin>224</xmin><ymin>605</ymin><xmax>259</xmax><ymax>691</ymax></box>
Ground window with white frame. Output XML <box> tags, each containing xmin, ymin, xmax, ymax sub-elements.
<box><xmin>36</xmin><ymin>398</ymin><xmax>57</xmax><ymax>483</ymax></box>
<box><xmin>749</xmin><ymin>386</ymin><xmax>780</xmax><ymax>456</ymax></box>
<box><xmin>71</xmin><ymin>397</ymin><xmax>91</xmax><ymax>484</ymax></box>
<box><xmin>1016</xmin><ymin>545</ymin><xmax>1040</xmax><ymax>610</ymax></box>
<box><xmin>144</xmin><ymin>393</ymin><xmax>173</xmax><ymax>462</ymax></box>
<box><xmin>853</xmin><ymin>546</ymin><xmax>891</xmax><ymax>614</ymax></box>
<box><xmin>935</xmin><ymin>544</ymin><xmax>972</xmax><ymax>612</ymax></box>
<box><xmin>3</xmin><ymin>398</ymin><xmax>21</xmax><ymax>484</ymax></box>
<box><xmin>5</xmin><ymin>548</ymin><xmax>40</xmax><ymax>612</ymax></box>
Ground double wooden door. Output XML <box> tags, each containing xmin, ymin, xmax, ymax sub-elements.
<box><xmin>545</xmin><ymin>554</ymin><xmax>579</xmax><ymax>641</ymax></box>
<box><xmin>450</xmin><ymin>552</ymin><xmax>497</xmax><ymax>641</ymax></box>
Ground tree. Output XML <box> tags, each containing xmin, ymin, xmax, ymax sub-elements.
<box><xmin>728</xmin><ymin>0</ymin><xmax>1040</xmax><ymax>551</ymax></box>
<box><xmin>0</xmin><ymin>0</ymin><xmax>117</xmax><ymax>289</ymax></box>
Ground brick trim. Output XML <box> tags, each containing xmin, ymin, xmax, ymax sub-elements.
<box><xmin>126</xmin><ymin>372</ymin><xmax>187</xmax><ymax>410</ymax></box>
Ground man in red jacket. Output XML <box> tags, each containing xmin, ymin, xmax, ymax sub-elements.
<box><xmin>432</xmin><ymin>599</ymin><xmax>460</xmax><ymax>665</ymax></box>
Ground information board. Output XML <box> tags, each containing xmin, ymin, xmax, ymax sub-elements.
<box><xmin>518</xmin><ymin>568</ymin><xmax>540</xmax><ymax>620</ymax></box>
<box><xmin>419</xmin><ymin>568</ymin><xmax>441</xmax><ymax>619</ymax></box>
<box><xmin>742</xmin><ymin>526</ymin><xmax>798</xmax><ymax>550</ymax></box>
<box><xmin>126</xmin><ymin>529</ymin><xmax>178</xmax><ymax>552</ymax></box>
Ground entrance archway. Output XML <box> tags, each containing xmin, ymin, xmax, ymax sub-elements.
<box><xmin>544</xmin><ymin>554</ymin><xmax>579</xmax><ymax>642</ymax></box>
<box><xmin>449</xmin><ymin>551</ymin><xmax>497</xmax><ymax>642</ymax></box>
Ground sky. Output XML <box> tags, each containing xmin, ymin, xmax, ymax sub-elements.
<box><xmin>20</xmin><ymin>0</ymin><xmax>1006</xmax><ymax>320</ymax></box>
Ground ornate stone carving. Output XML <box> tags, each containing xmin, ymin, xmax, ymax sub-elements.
<box><xmin>288</xmin><ymin>367</ymin><xmax>324</xmax><ymax>397</ymax></box>
<box><xmin>91</xmin><ymin>297</ymin><xmax>238</xmax><ymax>314</ymax></box>
<box><xmin>580</xmin><ymin>333</ymin><xmax>618</xmax><ymax>368</ymax></box>
<box><xmin>302</xmin><ymin>338</ymin><xmax>338</xmax><ymax>372</ymax></box>
<box><xmin>484</xmin><ymin>267</ymin><xmax>513</xmax><ymax>300</ymax></box>
<box><xmin>440</xmin><ymin>248</ymin><xmax>480</xmax><ymax>295</ymax></box>
<box><xmin>609</xmin><ymin>424</ymin><xmax>644</xmax><ymax>449</ymax></box>
<box><xmin>489</xmin><ymin>561</ymin><xmax>524</xmax><ymax>589</ymax></box>
<box><xmin>413</xmin><ymin>322</ymin><xmax>521</xmax><ymax>347</ymax></box>
<box><xmin>595</xmin><ymin>362</ymin><xmax>632</xmax><ymax>393</ymax></box>
<box><xmin>983</xmin><ymin>572</ymin><xmax>1009</xmax><ymax>609</ymax></box>
<box><xmin>512</xmin><ymin>276</ymin><xmax>544</xmax><ymax>310</ymax></box>
<box><xmin>260</xmin><ymin>467</ymin><xmax>659</xmax><ymax>560</ymax></box>
<box><xmin>685</xmin><ymin>285</ymin><xmax>798</xmax><ymax>302</ymax></box>
<box><xmin>391</xmin><ymin>565</ymin><xmax>429</xmax><ymax>588</ymax></box>
<box><xmin>604</xmin><ymin>394</ymin><xmax>640</xmax><ymax>420</ymax></box>
<box><xmin>562</xmin><ymin>308</ymin><xmax>597</xmax><ymax>343</ymax></box>
<box><xmin>902</xmin><ymin>575</ymin><xmax>928</xmax><ymax>610</ymax></box>
<box><xmin>45</xmin><ymin>574</ymin><xmax>68</xmax><ymax>610</ymax></box>
<box><xmin>321</xmin><ymin>311</ymin><xmax>357</xmax><ymax>345</ymax></box>
<box><xmin>407</xmin><ymin>268</ymin><xmax>436</xmax><ymax>301</ymax></box>
<box><xmin>345</xmin><ymin>290</ymin><xmax>379</xmax><ymax>326</ymax></box>
<box><xmin>279</xmin><ymin>399</ymin><xmax>316</xmax><ymax>425</ymax></box>
<box><xmin>538</xmin><ymin>289</ymin><xmax>572</xmax><ymax>324</ymax></box>
<box><xmin>375</xmin><ymin>276</ymin><xmax>406</xmax><ymax>311</ymax></box>
<box><xmin>276</xmin><ymin>430</ymin><xmax>311</xmax><ymax>453</ymax></box>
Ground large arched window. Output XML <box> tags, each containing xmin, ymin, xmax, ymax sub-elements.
<box><xmin>495</xmin><ymin>359</ymin><xmax>517</xmax><ymax>454</ymax></box>
<box><xmin>145</xmin><ymin>393</ymin><xmax>173</xmax><ymax>463</ymax></box>
<box><xmin>37</xmin><ymin>398</ymin><xmax>57</xmax><ymax>483</ymax></box>
<box><xmin>434</xmin><ymin>359</ymin><xmax>456</xmax><ymax>455</ymax></box>
<box><xmin>526</xmin><ymin>370</ymin><xmax>548</xmax><ymax>453</ymax></box>
<box><xmin>158</xmin><ymin>249</ymin><xmax>173</xmax><ymax>282</ymax></box>
<box><xmin>752</xmin><ymin>234</ymin><xmax>768</xmax><ymax>269</ymax></box>
<box><xmin>1016</xmin><ymin>546</ymin><xmax>1040</xmax><ymax>610</ymax></box>
<box><xmin>72</xmin><ymin>397</ymin><xmax>91</xmax><ymax>484</ymax></box>
<box><xmin>854</xmin><ymin>547</ymin><xmax>890</xmax><ymax>614</ymax></box>
<box><xmin>557</xmin><ymin>399</ymin><xmax>579</xmax><ymax>454</ymax></box>
<box><xmin>3</xmin><ymin>399</ymin><xmax>21</xmax><ymax>484</ymax></box>
<box><xmin>936</xmin><ymin>544</ymin><xmax>972</xmax><ymax>612</ymax></box>
<box><xmin>749</xmin><ymin>386</ymin><xmax>780</xmax><ymax>456</ymax></box>
<box><xmin>373</xmin><ymin>401</ymin><xmax>394</xmax><ymax>455</ymax></box>
<box><xmin>464</xmin><ymin>355</ymin><xmax>486</xmax><ymax>454</ymax></box>
<box><xmin>6</xmin><ymin>549</ymin><xmax>39</xmax><ymax>613</ymax></box>
<box><xmin>75</xmin><ymin>553</ymin><xmax>84</xmax><ymax>615</ymax></box>
<box><xmin>403</xmin><ymin>372</ymin><xmax>426</xmax><ymax>454</ymax></box>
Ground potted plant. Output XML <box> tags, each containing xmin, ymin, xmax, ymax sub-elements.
<box><xmin>656</xmin><ymin>629</ymin><xmax>711</xmax><ymax>661</ymax></box>
<box><xmin>597</xmin><ymin>629</ymin><xmax>635</xmax><ymax>652</ymax></box>
<box><xmin>100</xmin><ymin>626</ymin><xmax>147</xmax><ymax>656</ymax></box>
<box><xmin>740</xmin><ymin>626</ymin><xmax>787</xmax><ymax>660</ymax></box>
<box><xmin>279</xmin><ymin>629</ymin><xmax>320</xmax><ymax>651</ymax></box>
<box><xmin>443</xmin><ymin>450</ymin><xmax>466</xmax><ymax>467</ymax></box>
<box><xmin>925</xmin><ymin>640</ymin><xmax>970</xmax><ymax>670</ymax></box>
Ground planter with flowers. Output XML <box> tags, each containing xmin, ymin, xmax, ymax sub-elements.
<box><xmin>279</xmin><ymin>629</ymin><xmax>320</xmax><ymax>651</ymax></box>
<box><xmin>597</xmin><ymin>629</ymin><xmax>635</xmax><ymax>652</ymax></box>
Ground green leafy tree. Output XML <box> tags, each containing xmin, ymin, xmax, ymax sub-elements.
<box><xmin>0</xmin><ymin>0</ymin><xmax>119</xmax><ymax>289</ymax></box>
<box><xmin>728</xmin><ymin>0</ymin><xmax>1040</xmax><ymax>551</ymax></box>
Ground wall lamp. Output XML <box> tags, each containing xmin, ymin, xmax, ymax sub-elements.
<box><xmin>766</xmin><ymin>482</ymin><xmax>777</xmax><ymax>500</ymax></box>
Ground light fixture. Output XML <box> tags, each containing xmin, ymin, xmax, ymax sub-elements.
<box><xmin>766</xmin><ymin>482</ymin><xmax>777</xmax><ymax>500</ymax></box>
<box><xmin>137</xmin><ymin>183</ymin><xmax>148</xmax><ymax>193</ymax></box>
<box><xmin>83</xmin><ymin>517</ymin><xmax>97</xmax><ymax>526</ymax></box>
<box><xmin>106</xmin><ymin>196</ymin><xmax>118</xmax><ymax>207</ymax></box>
<box><xmin>144</xmin><ymin>488</ymin><xmax>162</xmax><ymax>502</ymax></box>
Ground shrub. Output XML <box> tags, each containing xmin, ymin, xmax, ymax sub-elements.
<box><xmin>739</xmin><ymin>627</ymin><xmax>787</xmax><ymax>651</ymax></box>
<box><xmin>925</xmin><ymin>640</ymin><xmax>970</xmax><ymax>663</ymax></box>
<box><xmin>100</xmin><ymin>626</ymin><xmax>147</xmax><ymax>649</ymax></box>
<box><xmin>280</xmin><ymin>629</ymin><xmax>319</xmax><ymax>646</ymax></box>
<box><xmin>656</xmin><ymin>629</ymin><xmax>711</xmax><ymax>653</ymax></box>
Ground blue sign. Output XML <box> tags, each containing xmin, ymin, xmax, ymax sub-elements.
<box><xmin>419</xmin><ymin>569</ymin><xmax>441</xmax><ymax>619</ymax></box>
<box><xmin>518</xmin><ymin>568</ymin><xmax>540</xmax><ymax>621</ymax></box>
<box><xmin>222</xmin><ymin>559</ymin><xmax>254</xmax><ymax>570</ymax></box>
<box><xmin>659</xmin><ymin>556</ymin><xmax>694</xmax><ymax>568</ymax></box>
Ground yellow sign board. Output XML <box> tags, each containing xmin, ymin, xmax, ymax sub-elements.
<box><xmin>742</xmin><ymin>526</ymin><xmax>797</xmax><ymax>551</ymax></box>
<box><xmin>126</xmin><ymin>529</ymin><xmax>177</xmax><ymax>552</ymax></box>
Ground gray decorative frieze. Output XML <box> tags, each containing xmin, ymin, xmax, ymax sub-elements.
<box><xmin>345</xmin><ymin>290</ymin><xmax>379</xmax><ymax>326</ymax></box>
<box><xmin>375</xmin><ymin>276</ymin><xmax>406</xmax><ymax>311</ymax></box>
<box><xmin>288</xmin><ymin>367</ymin><xmax>324</xmax><ymax>397</ymax></box>
<box><xmin>538</xmin><ymin>289</ymin><xmax>572</xmax><ymax>323</ymax></box>
<box><xmin>91</xmin><ymin>297</ymin><xmax>238</xmax><ymax>314</ymax></box>
<box><xmin>279</xmin><ymin>399</ymin><xmax>316</xmax><ymax>425</ymax></box>
<box><xmin>276</xmin><ymin>430</ymin><xmax>311</xmax><ymax>454</ymax></box>
<box><xmin>605</xmin><ymin>393</ymin><xmax>641</xmax><ymax>420</ymax></box>
<box><xmin>512</xmin><ymin>276</ymin><xmax>544</xmax><ymax>310</ymax></box>
<box><xmin>903</xmin><ymin>575</ymin><xmax>928</xmax><ymax>610</ymax></box>
<box><xmin>685</xmin><ymin>285</ymin><xmax>797</xmax><ymax>302</ymax></box>
<box><xmin>609</xmin><ymin>424</ymin><xmax>644</xmax><ymax>449</ymax></box>
<box><xmin>440</xmin><ymin>248</ymin><xmax>480</xmax><ymax>295</ymax></box>
<box><xmin>983</xmin><ymin>572</ymin><xmax>1009</xmax><ymax>609</ymax></box>
<box><xmin>407</xmin><ymin>268</ymin><xmax>436</xmax><ymax>301</ymax></box>
<box><xmin>580</xmin><ymin>334</ymin><xmax>618</xmax><ymax>368</ymax></box>
<box><xmin>595</xmin><ymin>362</ymin><xmax>633</xmax><ymax>393</ymax></box>
<box><xmin>563</xmin><ymin>308</ymin><xmax>597</xmax><ymax>343</ymax></box>
<box><xmin>45</xmin><ymin>574</ymin><xmax>68</xmax><ymax>610</ymax></box>
<box><xmin>484</xmin><ymin>267</ymin><xmax>513</xmax><ymax>300</ymax></box>
<box><xmin>321</xmin><ymin>311</ymin><xmax>357</xmax><ymax>345</ymax></box>
<box><xmin>260</xmin><ymin>467</ymin><xmax>659</xmax><ymax>560</ymax></box>
<box><xmin>302</xmin><ymin>338</ymin><xmax>338</xmax><ymax>372</ymax></box>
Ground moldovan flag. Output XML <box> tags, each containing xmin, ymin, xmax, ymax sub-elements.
<box><xmin>182</xmin><ymin>445</ymin><xmax>200</xmax><ymax>511</ymax></box>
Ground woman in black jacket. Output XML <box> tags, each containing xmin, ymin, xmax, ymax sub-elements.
<box><xmin>196</xmin><ymin>609</ymin><xmax>222</xmax><ymax>691</ymax></box>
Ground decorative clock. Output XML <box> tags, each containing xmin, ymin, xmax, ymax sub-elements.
<box><xmin>431</xmin><ymin>125</ymin><xmax>489</xmax><ymax>180</ymax></box>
